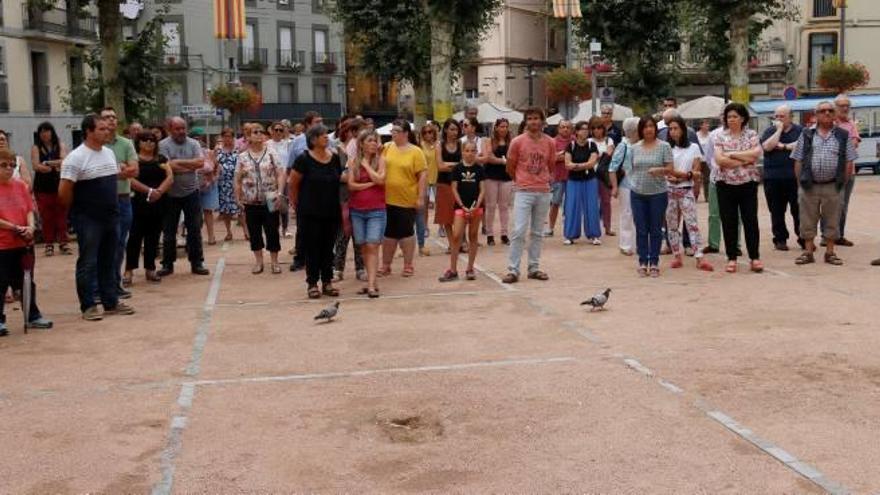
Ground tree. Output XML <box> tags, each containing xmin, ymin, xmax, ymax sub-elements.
<box><xmin>333</xmin><ymin>0</ymin><xmax>501</xmax><ymax>123</ymax></box>
<box><xmin>96</xmin><ymin>0</ymin><xmax>125</xmax><ymax>120</ymax></box>
<box><xmin>818</xmin><ymin>57</ymin><xmax>870</xmax><ymax>94</ymax></box>
<box><xmin>576</xmin><ymin>0</ymin><xmax>683</xmax><ymax>112</ymax></box>
<box><xmin>684</xmin><ymin>0</ymin><xmax>799</xmax><ymax>103</ymax></box>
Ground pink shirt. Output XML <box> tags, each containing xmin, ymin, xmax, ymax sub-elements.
<box><xmin>553</xmin><ymin>135</ymin><xmax>572</xmax><ymax>182</ymax></box>
<box><xmin>349</xmin><ymin>159</ymin><xmax>385</xmax><ymax>211</ymax></box>
<box><xmin>508</xmin><ymin>133</ymin><xmax>555</xmax><ymax>193</ymax></box>
<box><xmin>835</xmin><ymin>119</ymin><xmax>861</xmax><ymax>144</ymax></box>
<box><xmin>0</xmin><ymin>179</ymin><xmax>33</xmax><ymax>250</ymax></box>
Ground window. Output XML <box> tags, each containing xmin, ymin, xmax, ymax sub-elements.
<box><xmin>0</xmin><ymin>45</ymin><xmax>5</xmax><ymax>76</ymax></box>
<box><xmin>808</xmin><ymin>32</ymin><xmax>838</xmax><ymax>87</ymax></box>
<box><xmin>549</xmin><ymin>28</ymin><xmax>557</xmax><ymax>50</ymax></box>
<box><xmin>813</xmin><ymin>0</ymin><xmax>837</xmax><ymax>18</ymax></box>
<box><xmin>162</xmin><ymin>22</ymin><xmax>182</xmax><ymax>62</ymax></box>
<box><xmin>31</xmin><ymin>51</ymin><xmax>50</xmax><ymax>113</ymax></box>
<box><xmin>314</xmin><ymin>80</ymin><xmax>330</xmax><ymax>103</ymax></box>
<box><xmin>278</xmin><ymin>25</ymin><xmax>293</xmax><ymax>65</ymax></box>
<box><xmin>279</xmin><ymin>81</ymin><xmax>297</xmax><ymax>103</ymax></box>
<box><xmin>313</xmin><ymin>28</ymin><xmax>328</xmax><ymax>61</ymax></box>
<box><xmin>312</xmin><ymin>0</ymin><xmax>325</xmax><ymax>13</ymax></box>
<box><xmin>68</xmin><ymin>55</ymin><xmax>84</xmax><ymax>85</ymax></box>
<box><xmin>242</xmin><ymin>22</ymin><xmax>257</xmax><ymax>65</ymax></box>
<box><xmin>277</xmin><ymin>0</ymin><xmax>291</xmax><ymax>9</ymax></box>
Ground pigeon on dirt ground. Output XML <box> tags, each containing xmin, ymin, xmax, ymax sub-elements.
<box><xmin>314</xmin><ymin>301</ymin><xmax>340</xmax><ymax>322</ymax></box>
<box><xmin>580</xmin><ymin>288</ymin><xmax>611</xmax><ymax>311</ymax></box>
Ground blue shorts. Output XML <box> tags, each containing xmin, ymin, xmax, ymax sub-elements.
<box><xmin>550</xmin><ymin>181</ymin><xmax>566</xmax><ymax>206</ymax></box>
<box><xmin>350</xmin><ymin>208</ymin><xmax>387</xmax><ymax>245</ymax></box>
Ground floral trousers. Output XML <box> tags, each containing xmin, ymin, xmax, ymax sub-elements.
<box><xmin>666</xmin><ymin>187</ymin><xmax>704</xmax><ymax>257</ymax></box>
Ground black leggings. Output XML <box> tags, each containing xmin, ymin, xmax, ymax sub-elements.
<box><xmin>0</xmin><ymin>248</ymin><xmax>41</xmax><ymax>324</ymax></box>
<box><xmin>244</xmin><ymin>204</ymin><xmax>281</xmax><ymax>252</ymax></box>
<box><xmin>716</xmin><ymin>181</ymin><xmax>760</xmax><ymax>261</ymax></box>
<box><xmin>127</xmin><ymin>197</ymin><xmax>166</xmax><ymax>271</ymax></box>
<box><xmin>300</xmin><ymin>216</ymin><xmax>339</xmax><ymax>286</ymax></box>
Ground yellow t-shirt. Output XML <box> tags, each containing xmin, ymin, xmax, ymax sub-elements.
<box><xmin>383</xmin><ymin>142</ymin><xmax>427</xmax><ymax>208</ymax></box>
<box><xmin>421</xmin><ymin>143</ymin><xmax>439</xmax><ymax>185</ymax></box>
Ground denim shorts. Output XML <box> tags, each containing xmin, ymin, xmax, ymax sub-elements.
<box><xmin>350</xmin><ymin>208</ymin><xmax>387</xmax><ymax>245</ymax></box>
<box><xmin>550</xmin><ymin>181</ymin><xmax>566</xmax><ymax>206</ymax></box>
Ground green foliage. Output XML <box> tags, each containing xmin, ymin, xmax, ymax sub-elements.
<box><xmin>818</xmin><ymin>57</ymin><xmax>870</xmax><ymax>94</ymax></box>
<box><xmin>544</xmin><ymin>68</ymin><xmax>591</xmax><ymax>103</ymax></box>
<box><xmin>576</xmin><ymin>0</ymin><xmax>682</xmax><ymax>110</ymax></box>
<box><xmin>63</xmin><ymin>13</ymin><xmax>171</xmax><ymax>122</ymax></box>
<box><xmin>210</xmin><ymin>84</ymin><xmax>262</xmax><ymax>114</ymax></box>
<box><xmin>331</xmin><ymin>0</ymin><xmax>501</xmax><ymax>86</ymax></box>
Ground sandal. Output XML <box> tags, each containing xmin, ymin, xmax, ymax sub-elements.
<box><xmin>378</xmin><ymin>266</ymin><xmax>391</xmax><ymax>277</ymax></box>
<box><xmin>44</xmin><ymin>244</ymin><xmax>54</xmax><ymax>257</ymax></box>
<box><xmin>307</xmin><ymin>286</ymin><xmax>321</xmax><ymax>299</ymax></box>
<box><xmin>252</xmin><ymin>264</ymin><xmax>264</xmax><ymax>274</ymax></box>
<box><xmin>649</xmin><ymin>266</ymin><xmax>660</xmax><ymax>278</ymax></box>
<box><xmin>637</xmin><ymin>266</ymin><xmax>648</xmax><ymax>277</ymax></box>
<box><xmin>122</xmin><ymin>271</ymin><xmax>133</xmax><ymax>287</ymax></box>
<box><xmin>224</xmin><ymin>233</ymin><xmax>233</xmax><ymax>241</ymax></box>
<box><xmin>795</xmin><ymin>252</ymin><xmax>815</xmax><ymax>265</ymax></box>
<box><xmin>501</xmin><ymin>272</ymin><xmax>518</xmax><ymax>284</ymax></box>
<box><xmin>322</xmin><ymin>284</ymin><xmax>340</xmax><ymax>297</ymax></box>
<box><xmin>465</xmin><ymin>270</ymin><xmax>476</xmax><ymax>281</ymax></box>
<box><xmin>527</xmin><ymin>270</ymin><xmax>549</xmax><ymax>281</ymax></box>
<box><xmin>368</xmin><ymin>288</ymin><xmax>380</xmax><ymax>299</ymax></box>
<box><xmin>725</xmin><ymin>261</ymin><xmax>737</xmax><ymax>273</ymax></box>
<box><xmin>696</xmin><ymin>259</ymin><xmax>714</xmax><ymax>272</ymax></box>
<box><xmin>58</xmin><ymin>244</ymin><xmax>73</xmax><ymax>255</ymax></box>
<box><xmin>402</xmin><ymin>265</ymin><xmax>415</xmax><ymax>277</ymax></box>
<box><xmin>670</xmin><ymin>256</ymin><xmax>683</xmax><ymax>269</ymax></box>
<box><xmin>438</xmin><ymin>270</ymin><xmax>459</xmax><ymax>282</ymax></box>
<box><xmin>271</xmin><ymin>263</ymin><xmax>282</xmax><ymax>274</ymax></box>
<box><xmin>823</xmin><ymin>252</ymin><xmax>843</xmax><ymax>266</ymax></box>
<box><xmin>750</xmin><ymin>260</ymin><xmax>764</xmax><ymax>273</ymax></box>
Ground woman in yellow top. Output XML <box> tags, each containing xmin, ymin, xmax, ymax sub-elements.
<box><xmin>418</xmin><ymin>123</ymin><xmax>439</xmax><ymax>256</ymax></box>
<box><xmin>380</xmin><ymin>119</ymin><xmax>427</xmax><ymax>278</ymax></box>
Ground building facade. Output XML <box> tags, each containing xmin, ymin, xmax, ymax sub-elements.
<box><xmin>457</xmin><ymin>1</ymin><xmax>566</xmax><ymax>110</ymax></box>
<box><xmin>134</xmin><ymin>0</ymin><xmax>346</xmax><ymax>127</ymax></box>
<box><xmin>0</xmin><ymin>0</ymin><xmax>93</xmax><ymax>154</ymax></box>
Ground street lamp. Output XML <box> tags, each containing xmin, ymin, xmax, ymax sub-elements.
<box><xmin>590</xmin><ymin>40</ymin><xmax>602</xmax><ymax>117</ymax></box>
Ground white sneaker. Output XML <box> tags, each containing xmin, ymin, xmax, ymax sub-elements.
<box><xmin>543</xmin><ymin>229</ymin><xmax>554</xmax><ymax>237</ymax></box>
<box><xmin>591</xmin><ymin>238</ymin><xmax>602</xmax><ymax>246</ymax></box>
<box><xmin>563</xmin><ymin>239</ymin><xmax>574</xmax><ymax>245</ymax></box>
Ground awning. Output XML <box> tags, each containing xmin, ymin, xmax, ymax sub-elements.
<box><xmin>750</xmin><ymin>94</ymin><xmax>880</xmax><ymax>114</ymax></box>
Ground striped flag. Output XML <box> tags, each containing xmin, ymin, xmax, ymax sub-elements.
<box><xmin>552</xmin><ymin>0</ymin><xmax>582</xmax><ymax>18</ymax></box>
<box><xmin>214</xmin><ymin>0</ymin><xmax>246</xmax><ymax>39</ymax></box>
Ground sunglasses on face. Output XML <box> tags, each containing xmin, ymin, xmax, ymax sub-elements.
<box><xmin>273</xmin><ymin>128</ymin><xmax>284</xmax><ymax>132</ymax></box>
<box><xmin>0</xmin><ymin>163</ymin><xmax>16</xmax><ymax>170</ymax></box>
<box><xmin>818</xmin><ymin>109</ymin><xmax>835</xmax><ymax>114</ymax></box>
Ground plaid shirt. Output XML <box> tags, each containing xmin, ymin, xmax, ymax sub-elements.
<box><xmin>791</xmin><ymin>128</ymin><xmax>857</xmax><ymax>183</ymax></box>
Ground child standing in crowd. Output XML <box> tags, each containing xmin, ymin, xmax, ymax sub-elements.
<box><xmin>439</xmin><ymin>141</ymin><xmax>485</xmax><ymax>282</ymax></box>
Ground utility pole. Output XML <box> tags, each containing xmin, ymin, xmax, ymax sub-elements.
<box><xmin>527</xmin><ymin>60</ymin><xmax>535</xmax><ymax>107</ymax></box>
<box><xmin>839</xmin><ymin>0</ymin><xmax>846</xmax><ymax>63</ymax></box>
<box><xmin>590</xmin><ymin>40</ymin><xmax>601</xmax><ymax>117</ymax></box>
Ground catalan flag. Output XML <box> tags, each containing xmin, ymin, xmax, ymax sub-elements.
<box><xmin>214</xmin><ymin>0</ymin><xmax>246</xmax><ymax>39</ymax></box>
<box><xmin>552</xmin><ymin>0</ymin><xmax>582</xmax><ymax>18</ymax></box>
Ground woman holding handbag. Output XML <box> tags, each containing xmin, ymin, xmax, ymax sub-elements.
<box><xmin>234</xmin><ymin>123</ymin><xmax>285</xmax><ymax>275</ymax></box>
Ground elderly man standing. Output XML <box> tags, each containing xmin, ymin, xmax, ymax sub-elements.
<box><xmin>600</xmin><ymin>104</ymin><xmax>622</xmax><ymax>145</ymax></box>
<box><xmin>761</xmin><ymin>105</ymin><xmax>803</xmax><ymax>251</ymax></box>
<box><xmin>791</xmin><ymin>101</ymin><xmax>856</xmax><ymax>266</ymax></box>
<box><xmin>157</xmin><ymin>117</ymin><xmax>210</xmax><ymax>276</ymax></box>
<box><xmin>825</xmin><ymin>94</ymin><xmax>861</xmax><ymax>247</ymax></box>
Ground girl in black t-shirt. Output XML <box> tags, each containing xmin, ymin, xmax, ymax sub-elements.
<box><xmin>439</xmin><ymin>141</ymin><xmax>485</xmax><ymax>282</ymax></box>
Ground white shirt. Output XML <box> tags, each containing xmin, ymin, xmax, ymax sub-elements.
<box><xmin>705</xmin><ymin>127</ymin><xmax>724</xmax><ymax>184</ymax></box>
<box><xmin>460</xmin><ymin>135</ymin><xmax>483</xmax><ymax>155</ymax></box>
<box><xmin>670</xmin><ymin>143</ymin><xmax>702</xmax><ymax>188</ymax></box>
<box><xmin>267</xmin><ymin>138</ymin><xmax>292</xmax><ymax>170</ymax></box>
<box><xmin>590</xmin><ymin>137</ymin><xmax>614</xmax><ymax>155</ymax></box>
<box><xmin>60</xmin><ymin>144</ymin><xmax>119</xmax><ymax>182</ymax></box>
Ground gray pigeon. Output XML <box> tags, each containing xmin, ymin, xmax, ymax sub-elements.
<box><xmin>580</xmin><ymin>288</ymin><xmax>611</xmax><ymax>311</ymax></box>
<box><xmin>314</xmin><ymin>301</ymin><xmax>340</xmax><ymax>322</ymax></box>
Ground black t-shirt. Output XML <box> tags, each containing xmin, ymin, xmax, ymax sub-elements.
<box><xmin>134</xmin><ymin>155</ymin><xmax>169</xmax><ymax>201</ymax></box>
<box><xmin>484</xmin><ymin>142</ymin><xmax>511</xmax><ymax>181</ymax></box>
<box><xmin>452</xmin><ymin>162</ymin><xmax>485</xmax><ymax>209</ymax></box>
<box><xmin>567</xmin><ymin>141</ymin><xmax>599</xmax><ymax>181</ymax></box>
<box><xmin>33</xmin><ymin>145</ymin><xmax>61</xmax><ymax>194</ymax></box>
<box><xmin>293</xmin><ymin>151</ymin><xmax>342</xmax><ymax>219</ymax></box>
<box><xmin>438</xmin><ymin>141</ymin><xmax>461</xmax><ymax>184</ymax></box>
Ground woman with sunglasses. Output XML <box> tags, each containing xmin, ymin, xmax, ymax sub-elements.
<box><xmin>563</xmin><ymin>121</ymin><xmax>600</xmax><ymax>245</ymax></box>
<box><xmin>435</xmin><ymin>119</ymin><xmax>461</xmax><ymax>251</ymax></box>
<box><xmin>418</xmin><ymin>123</ymin><xmax>439</xmax><ymax>256</ymax></box>
<box><xmin>0</xmin><ymin>130</ymin><xmax>32</xmax><ymax>190</ymax></box>
<box><xmin>214</xmin><ymin>128</ymin><xmax>248</xmax><ymax>242</ymax></box>
<box><xmin>30</xmin><ymin>122</ymin><xmax>71</xmax><ymax>256</ymax></box>
<box><xmin>125</xmin><ymin>132</ymin><xmax>174</xmax><ymax>284</ymax></box>
<box><xmin>481</xmin><ymin>118</ymin><xmax>513</xmax><ymax>246</ymax></box>
<box><xmin>267</xmin><ymin>121</ymin><xmax>293</xmax><ymax>238</ymax></box>
<box><xmin>460</xmin><ymin>117</ymin><xmax>485</xmax><ymax>163</ymax></box>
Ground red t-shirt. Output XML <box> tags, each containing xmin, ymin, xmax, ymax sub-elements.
<box><xmin>0</xmin><ymin>179</ymin><xmax>34</xmax><ymax>250</ymax></box>
<box><xmin>553</xmin><ymin>135</ymin><xmax>572</xmax><ymax>182</ymax></box>
<box><xmin>348</xmin><ymin>163</ymin><xmax>386</xmax><ymax>211</ymax></box>
<box><xmin>508</xmin><ymin>133</ymin><xmax>555</xmax><ymax>193</ymax></box>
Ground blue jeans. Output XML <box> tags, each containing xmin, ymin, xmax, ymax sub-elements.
<box><xmin>351</xmin><ymin>208</ymin><xmax>387</xmax><ymax>245</ymax></box>
<box><xmin>115</xmin><ymin>197</ymin><xmax>133</xmax><ymax>286</ymax></box>
<box><xmin>162</xmin><ymin>191</ymin><xmax>204</xmax><ymax>268</ymax></box>
<box><xmin>507</xmin><ymin>191</ymin><xmax>551</xmax><ymax>276</ymax></box>
<box><xmin>74</xmin><ymin>213</ymin><xmax>119</xmax><ymax>312</ymax></box>
<box><xmin>631</xmin><ymin>191</ymin><xmax>668</xmax><ymax>266</ymax></box>
<box><xmin>563</xmin><ymin>179</ymin><xmax>601</xmax><ymax>240</ymax></box>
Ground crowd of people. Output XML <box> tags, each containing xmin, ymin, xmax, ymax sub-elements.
<box><xmin>0</xmin><ymin>94</ymin><xmax>874</xmax><ymax>335</ymax></box>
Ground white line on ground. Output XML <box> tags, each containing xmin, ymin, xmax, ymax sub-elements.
<box><xmin>430</xmin><ymin>238</ymin><xmax>516</xmax><ymax>291</ymax></box>
<box><xmin>213</xmin><ymin>289</ymin><xmax>511</xmax><ymax>308</ymax></box>
<box><xmin>152</xmin><ymin>249</ymin><xmax>227</xmax><ymax>495</ymax></box>
<box><xmin>187</xmin><ymin>357</ymin><xmax>577</xmax><ymax>387</ymax></box>
<box><xmin>623</xmin><ymin>358</ymin><xmax>654</xmax><ymax>377</ymax></box>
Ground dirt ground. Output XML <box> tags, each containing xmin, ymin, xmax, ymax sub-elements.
<box><xmin>1</xmin><ymin>176</ymin><xmax>878</xmax><ymax>494</ymax></box>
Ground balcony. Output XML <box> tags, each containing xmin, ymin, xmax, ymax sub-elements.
<box><xmin>161</xmin><ymin>46</ymin><xmax>189</xmax><ymax>69</ymax></box>
<box><xmin>813</xmin><ymin>0</ymin><xmax>837</xmax><ymax>18</ymax></box>
<box><xmin>22</xmin><ymin>5</ymin><xmax>97</xmax><ymax>40</ymax></box>
<box><xmin>311</xmin><ymin>52</ymin><xmax>338</xmax><ymax>74</ymax></box>
<box><xmin>237</xmin><ymin>47</ymin><xmax>269</xmax><ymax>71</ymax></box>
<box><xmin>33</xmin><ymin>85</ymin><xmax>50</xmax><ymax>113</ymax></box>
<box><xmin>277</xmin><ymin>49</ymin><xmax>306</xmax><ymax>72</ymax></box>
<box><xmin>0</xmin><ymin>82</ymin><xmax>9</xmax><ymax>113</ymax></box>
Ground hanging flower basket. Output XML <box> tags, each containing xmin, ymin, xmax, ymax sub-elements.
<box><xmin>209</xmin><ymin>84</ymin><xmax>262</xmax><ymax>114</ymax></box>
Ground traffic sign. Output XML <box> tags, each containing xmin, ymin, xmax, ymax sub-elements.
<box><xmin>599</xmin><ymin>87</ymin><xmax>615</xmax><ymax>104</ymax></box>
<box><xmin>181</xmin><ymin>104</ymin><xmax>218</xmax><ymax>118</ymax></box>
<box><xmin>783</xmin><ymin>86</ymin><xmax>798</xmax><ymax>101</ymax></box>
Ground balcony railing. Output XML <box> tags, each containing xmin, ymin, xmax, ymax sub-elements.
<box><xmin>22</xmin><ymin>5</ymin><xmax>97</xmax><ymax>39</ymax></box>
<box><xmin>238</xmin><ymin>47</ymin><xmax>269</xmax><ymax>70</ymax></box>
<box><xmin>162</xmin><ymin>46</ymin><xmax>189</xmax><ymax>69</ymax></box>
<box><xmin>813</xmin><ymin>0</ymin><xmax>837</xmax><ymax>18</ymax></box>
<box><xmin>0</xmin><ymin>82</ymin><xmax>9</xmax><ymax>113</ymax></box>
<box><xmin>33</xmin><ymin>85</ymin><xmax>50</xmax><ymax>113</ymax></box>
<box><xmin>669</xmin><ymin>47</ymin><xmax>787</xmax><ymax>70</ymax></box>
<box><xmin>311</xmin><ymin>52</ymin><xmax>338</xmax><ymax>74</ymax></box>
<box><xmin>277</xmin><ymin>49</ymin><xmax>306</xmax><ymax>72</ymax></box>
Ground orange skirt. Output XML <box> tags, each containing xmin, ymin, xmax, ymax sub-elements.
<box><xmin>434</xmin><ymin>183</ymin><xmax>455</xmax><ymax>225</ymax></box>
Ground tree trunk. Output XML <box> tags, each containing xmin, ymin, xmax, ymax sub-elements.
<box><xmin>728</xmin><ymin>10</ymin><xmax>750</xmax><ymax>104</ymax></box>
<box><xmin>413</xmin><ymin>79</ymin><xmax>431</xmax><ymax>127</ymax></box>
<box><xmin>429</xmin><ymin>15</ymin><xmax>455</xmax><ymax>123</ymax></box>
<box><xmin>97</xmin><ymin>0</ymin><xmax>125</xmax><ymax>122</ymax></box>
